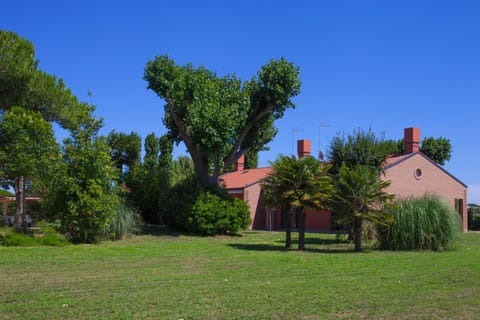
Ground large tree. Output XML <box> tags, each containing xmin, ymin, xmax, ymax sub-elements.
<box><xmin>0</xmin><ymin>30</ymin><xmax>91</xmax><ymax>130</ymax></box>
<box><xmin>144</xmin><ymin>55</ymin><xmax>301</xmax><ymax>188</ymax></box>
<box><xmin>383</xmin><ymin>137</ymin><xmax>452</xmax><ymax>165</ymax></box>
<box><xmin>106</xmin><ymin>131</ymin><xmax>142</xmax><ymax>179</ymax></box>
<box><xmin>328</xmin><ymin>128</ymin><xmax>392</xmax><ymax>175</ymax></box>
<box><xmin>262</xmin><ymin>155</ymin><xmax>333</xmax><ymax>250</ymax></box>
<box><xmin>332</xmin><ymin>165</ymin><xmax>394</xmax><ymax>252</ymax></box>
<box><xmin>0</xmin><ymin>107</ymin><xmax>59</xmax><ymax>230</ymax></box>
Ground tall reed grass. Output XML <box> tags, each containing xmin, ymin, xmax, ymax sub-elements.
<box><xmin>378</xmin><ymin>195</ymin><xmax>462</xmax><ymax>251</ymax></box>
<box><xmin>105</xmin><ymin>204</ymin><xmax>143</xmax><ymax>240</ymax></box>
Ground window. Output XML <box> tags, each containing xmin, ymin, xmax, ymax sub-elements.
<box><xmin>414</xmin><ymin>168</ymin><xmax>422</xmax><ymax>179</ymax></box>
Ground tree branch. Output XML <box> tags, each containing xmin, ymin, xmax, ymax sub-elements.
<box><xmin>223</xmin><ymin>103</ymin><xmax>274</xmax><ymax>171</ymax></box>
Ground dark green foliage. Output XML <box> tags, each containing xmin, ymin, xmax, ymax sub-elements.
<box><xmin>378</xmin><ymin>195</ymin><xmax>462</xmax><ymax>251</ymax></box>
<box><xmin>0</xmin><ymin>107</ymin><xmax>60</xmax><ymax>229</ymax></box>
<box><xmin>55</xmin><ymin>117</ymin><xmax>120</xmax><ymax>243</ymax></box>
<box><xmin>244</xmin><ymin>148</ymin><xmax>259</xmax><ymax>169</ymax></box>
<box><xmin>420</xmin><ymin>137</ymin><xmax>451</xmax><ymax>165</ymax></box>
<box><xmin>104</xmin><ymin>204</ymin><xmax>143</xmax><ymax>240</ymax></box>
<box><xmin>332</xmin><ymin>165</ymin><xmax>394</xmax><ymax>251</ymax></box>
<box><xmin>171</xmin><ymin>156</ymin><xmax>195</xmax><ymax>186</ymax></box>
<box><xmin>106</xmin><ymin>131</ymin><xmax>141</xmax><ymax>177</ymax></box>
<box><xmin>144</xmin><ymin>55</ymin><xmax>301</xmax><ymax>188</ymax></box>
<box><xmin>187</xmin><ymin>191</ymin><xmax>251</xmax><ymax>235</ymax></box>
<box><xmin>124</xmin><ymin>133</ymin><xmax>171</xmax><ymax>224</ymax></box>
<box><xmin>468</xmin><ymin>204</ymin><xmax>480</xmax><ymax>230</ymax></box>
<box><xmin>382</xmin><ymin>137</ymin><xmax>452</xmax><ymax>165</ymax></box>
<box><xmin>262</xmin><ymin>155</ymin><xmax>333</xmax><ymax>250</ymax></box>
<box><xmin>328</xmin><ymin>128</ymin><xmax>391</xmax><ymax>174</ymax></box>
<box><xmin>0</xmin><ymin>30</ymin><xmax>91</xmax><ymax>130</ymax></box>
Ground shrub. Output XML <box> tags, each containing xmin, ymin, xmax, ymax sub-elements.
<box><xmin>0</xmin><ymin>223</ymin><xmax>68</xmax><ymax>247</ymax></box>
<box><xmin>0</xmin><ymin>231</ymin><xmax>36</xmax><ymax>246</ymax></box>
<box><xmin>104</xmin><ymin>204</ymin><xmax>143</xmax><ymax>240</ymax></box>
<box><xmin>187</xmin><ymin>191</ymin><xmax>251</xmax><ymax>235</ymax></box>
<box><xmin>378</xmin><ymin>195</ymin><xmax>462</xmax><ymax>251</ymax></box>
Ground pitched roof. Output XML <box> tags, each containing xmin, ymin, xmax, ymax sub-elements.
<box><xmin>383</xmin><ymin>152</ymin><xmax>416</xmax><ymax>168</ymax></box>
<box><xmin>219</xmin><ymin>167</ymin><xmax>272</xmax><ymax>189</ymax></box>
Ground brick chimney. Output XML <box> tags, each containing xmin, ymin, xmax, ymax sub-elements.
<box><xmin>404</xmin><ymin>127</ymin><xmax>420</xmax><ymax>153</ymax></box>
<box><xmin>297</xmin><ymin>139</ymin><xmax>311</xmax><ymax>158</ymax></box>
<box><xmin>234</xmin><ymin>154</ymin><xmax>245</xmax><ymax>171</ymax></box>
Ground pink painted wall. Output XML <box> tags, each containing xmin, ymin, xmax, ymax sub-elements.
<box><xmin>383</xmin><ymin>153</ymin><xmax>468</xmax><ymax>232</ymax></box>
<box><xmin>244</xmin><ymin>183</ymin><xmax>266</xmax><ymax>230</ymax></box>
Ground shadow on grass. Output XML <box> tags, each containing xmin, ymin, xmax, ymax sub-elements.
<box><xmin>140</xmin><ymin>225</ymin><xmax>245</xmax><ymax>238</ymax></box>
<box><xmin>227</xmin><ymin>243</ymin><xmax>366</xmax><ymax>254</ymax></box>
<box><xmin>140</xmin><ymin>225</ymin><xmax>183</xmax><ymax>237</ymax></box>
<box><xmin>275</xmin><ymin>237</ymin><xmax>350</xmax><ymax>246</ymax></box>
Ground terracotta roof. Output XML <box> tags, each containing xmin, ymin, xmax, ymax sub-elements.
<box><xmin>219</xmin><ymin>167</ymin><xmax>272</xmax><ymax>189</ymax></box>
<box><xmin>383</xmin><ymin>152</ymin><xmax>416</xmax><ymax>167</ymax></box>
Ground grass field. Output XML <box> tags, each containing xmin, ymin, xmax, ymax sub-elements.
<box><xmin>1</xmin><ymin>230</ymin><xmax>479</xmax><ymax>319</ymax></box>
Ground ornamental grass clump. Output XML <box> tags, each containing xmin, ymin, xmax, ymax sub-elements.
<box><xmin>105</xmin><ymin>204</ymin><xmax>143</xmax><ymax>240</ymax></box>
<box><xmin>378</xmin><ymin>195</ymin><xmax>462</xmax><ymax>251</ymax></box>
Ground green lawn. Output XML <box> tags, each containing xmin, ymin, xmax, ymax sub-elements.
<box><xmin>1</xmin><ymin>230</ymin><xmax>479</xmax><ymax>319</ymax></box>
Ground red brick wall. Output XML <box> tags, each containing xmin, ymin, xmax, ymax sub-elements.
<box><xmin>306</xmin><ymin>209</ymin><xmax>331</xmax><ymax>231</ymax></box>
<box><xmin>383</xmin><ymin>153</ymin><xmax>468</xmax><ymax>232</ymax></box>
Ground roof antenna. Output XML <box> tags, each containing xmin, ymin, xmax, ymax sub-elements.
<box><xmin>292</xmin><ymin>128</ymin><xmax>304</xmax><ymax>156</ymax></box>
<box><xmin>318</xmin><ymin>122</ymin><xmax>331</xmax><ymax>160</ymax></box>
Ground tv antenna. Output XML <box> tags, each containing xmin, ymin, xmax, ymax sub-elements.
<box><xmin>318</xmin><ymin>122</ymin><xmax>331</xmax><ymax>160</ymax></box>
<box><xmin>292</xmin><ymin>127</ymin><xmax>304</xmax><ymax>155</ymax></box>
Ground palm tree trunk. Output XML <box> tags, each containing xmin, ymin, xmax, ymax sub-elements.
<box><xmin>285</xmin><ymin>206</ymin><xmax>292</xmax><ymax>249</ymax></box>
<box><xmin>298</xmin><ymin>208</ymin><xmax>306</xmax><ymax>250</ymax></box>
<box><xmin>354</xmin><ymin>216</ymin><xmax>363</xmax><ymax>252</ymax></box>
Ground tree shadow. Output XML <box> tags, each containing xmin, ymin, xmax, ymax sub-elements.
<box><xmin>274</xmin><ymin>237</ymin><xmax>349</xmax><ymax>246</ymax></box>
<box><xmin>140</xmin><ymin>225</ymin><xmax>245</xmax><ymax>238</ymax></box>
<box><xmin>227</xmin><ymin>243</ymin><xmax>366</xmax><ymax>254</ymax></box>
<box><xmin>140</xmin><ymin>225</ymin><xmax>182</xmax><ymax>237</ymax></box>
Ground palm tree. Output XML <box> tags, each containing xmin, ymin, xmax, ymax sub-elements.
<box><xmin>262</xmin><ymin>155</ymin><xmax>334</xmax><ymax>250</ymax></box>
<box><xmin>332</xmin><ymin>165</ymin><xmax>394</xmax><ymax>252</ymax></box>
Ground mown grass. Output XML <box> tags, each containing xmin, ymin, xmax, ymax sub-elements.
<box><xmin>1</xmin><ymin>230</ymin><xmax>479</xmax><ymax>319</ymax></box>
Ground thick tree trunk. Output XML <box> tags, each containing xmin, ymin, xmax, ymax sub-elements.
<box><xmin>354</xmin><ymin>216</ymin><xmax>363</xmax><ymax>252</ymax></box>
<box><xmin>285</xmin><ymin>206</ymin><xmax>292</xmax><ymax>249</ymax></box>
<box><xmin>298</xmin><ymin>208</ymin><xmax>306</xmax><ymax>250</ymax></box>
<box><xmin>14</xmin><ymin>176</ymin><xmax>26</xmax><ymax>232</ymax></box>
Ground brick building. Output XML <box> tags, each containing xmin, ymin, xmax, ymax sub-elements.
<box><xmin>219</xmin><ymin>128</ymin><xmax>468</xmax><ymax>232</ymax></box>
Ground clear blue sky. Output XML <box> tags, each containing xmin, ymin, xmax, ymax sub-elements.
<box><xmin>3</xmin><ymin>1</ymin><xmax>480</xmax><ymax>202</ymax></box>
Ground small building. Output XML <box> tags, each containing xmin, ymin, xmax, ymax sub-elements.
<box><xmin>219</xmin><ymin>128</ymin><xmax>468</xmax><ymax>232</ymax></box>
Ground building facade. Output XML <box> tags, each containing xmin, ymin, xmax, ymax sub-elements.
<box><xmin>220</xmin><ymin>128</ymin><xmax>468</xmax><ymax>232</ymax></box>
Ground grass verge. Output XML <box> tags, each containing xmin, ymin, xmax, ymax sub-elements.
<box><xmin>0</xmin><ymin>231</ymin><xmax>479</xmax><ymax>319</ymax></box>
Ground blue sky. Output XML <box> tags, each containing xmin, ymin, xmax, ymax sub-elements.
<box><xmin>3</xmin><ymin>1</ymin><xmax>480</xmax><ymax>202</ymax></box>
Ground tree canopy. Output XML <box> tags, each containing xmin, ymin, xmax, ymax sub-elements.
<box><xmin>106</xmin><ymin>131</ymin><xmax>142</xmax><ymax>177</ymax></box>
<box><xmin>262</xmin><ymin>155</ymin><xmax>333</xmax><ymax>250</ymax></box>
<box><xmin>332</xmin><ymin>165</ymin><xmax>394</xmax><ymax>251</ymax></box>
<box><xmin>144</xmin><ymin>55</ymin><xmax>301</xmax><ymax>188</ymax></box>
<box><xmin>0</xmin><ymin>107</ymin><xmax>59</xmax><ymax>228</ymax></box>
<box><xmin>383</xmin><ymin>137</ymin><xmax>452</xmax><ymax>165</ymax></box>
<box><xmin>0</xmin><ymin>30</ymin><xmax>91</xmax><ymax>130</ymax></box>
<box><xmin>327</xmin><ymin>128</ymin><xmax>392</xmax><ymax>174</ymax></box>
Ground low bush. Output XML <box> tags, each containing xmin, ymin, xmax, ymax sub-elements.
<box><xmin>163</xmin><ymin>180</ymin><xmax>251</xmax><ymax>235</ymax></box>
<box><xmin>378</xmin><ymin>195</ymin><xmax>462</xmax><ymax>251</ymax></box>
<box><xmin>188</xmin><ymin>191</ymin><xmax>251</xmax><ymax>235</ymax></box>
<box><xmin>0</xmin><ymin>222</ymin><xmax>68</xmax><ymax>247</ymax></box>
